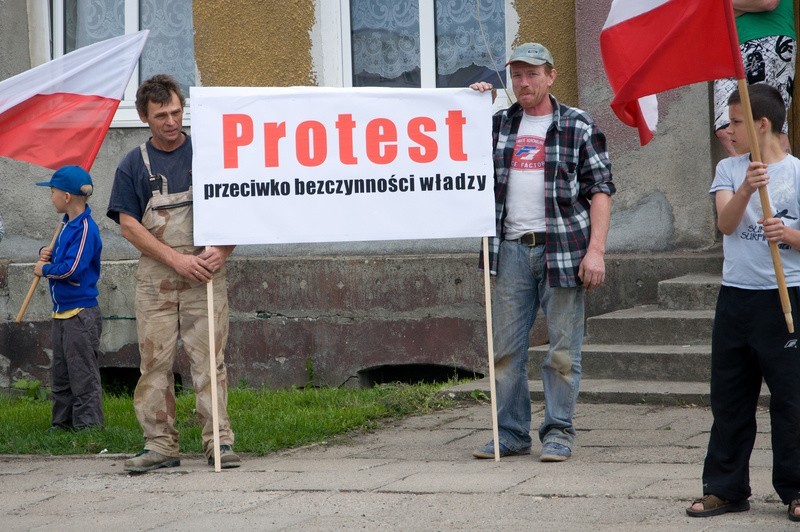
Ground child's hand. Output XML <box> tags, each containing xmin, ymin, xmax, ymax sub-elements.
<box><xmin>744</xmin><ymin>162</ymin><xmax>769</xmax><ymax>194</ymax></box>
<box><xmin>39</xmin><ymin>247</ymin><xmax>52</xmax><ymax>262</ymax></box>
<box><xmin>761</xmin><ymin>217</ymin><xmax>786</xmax><ymax>243</ymax></box>
<box><xmin>34</xmin><ymin>260</ymin><xmax>45</xmax><ymax>277</ymax></box>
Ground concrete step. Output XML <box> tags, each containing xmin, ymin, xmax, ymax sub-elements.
<box><xmin>586</xmin><ymin>305</ymin><xmax>714</xmax><ymax>345</ymax></box>
<box><xmin>529</xmin><ymin>343</ymin><xmax>710</xmax><ymax>382</ymax></box>
<box><xmin>657</xmin><ymin>273</ymin><xmax>721</xmax><ymax>310</ymax></box>
<box><xmin>445</xmin><ymin>378</ymin><xmax>770</xmax><ymax>407</ymax></box>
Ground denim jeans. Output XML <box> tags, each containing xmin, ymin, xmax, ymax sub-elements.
<box><xmin>491</xmin><ymin>239</ymin><xmax>585</xmax><ymax>451</ymax></box>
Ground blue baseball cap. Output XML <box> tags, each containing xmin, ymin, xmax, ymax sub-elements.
<box><xmin>36</xmin><ymin>165</ymin><xmax>93</xmax><ymax>196</ymax></box>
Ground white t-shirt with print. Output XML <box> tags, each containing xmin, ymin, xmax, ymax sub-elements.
<box><xmin>710</xmin><ymin>153</ymin><xmax>800</xmax><ymax>289</ymax></box>
<box><xmin>504</xmin><ymin>113</ymin><xmax>551</xmax><ymax>238</ymax></box>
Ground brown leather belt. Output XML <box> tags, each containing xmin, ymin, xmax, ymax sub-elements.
<box><xmin>507</xmin><ymin>232</ymin><xmax>546</xmax><ymax>246</ymax></box>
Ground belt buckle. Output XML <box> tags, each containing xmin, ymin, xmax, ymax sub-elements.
<box><xmin>526</xmin><ymin>232</ymin><xmax>537</xmax><ymax>247</ymax></box>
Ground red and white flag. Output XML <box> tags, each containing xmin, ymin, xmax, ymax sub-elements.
<box><xmin>0</xmin><ymin>30</ymin><xmax>148</xmax><ymax>170</ymax></box>
<box><xmin>600</xmin><ymin>0</ymin><xmax>744</xmax><ymax>145</ymax></box>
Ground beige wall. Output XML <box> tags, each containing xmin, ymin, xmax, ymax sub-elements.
<box><xmin>193</xmin><ymin>0</ymin><xmax>315</xmax><ymax>87</ymax></box>
<box><xmin>515</xmin><ymin>0</ymin><xmax>578</xmax><ymax>106</ymax></box>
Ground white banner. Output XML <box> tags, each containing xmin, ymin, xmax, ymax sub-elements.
<box><xmin>190</xmin><ymin>86</ymin><xmax>495</xmax><ymax>245</ymax></box>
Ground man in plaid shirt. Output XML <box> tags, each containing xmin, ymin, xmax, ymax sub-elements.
<box><xmin>471</xmin><ymin>43</ymin><xmax>615</xmax><ymax>462</ymax></box>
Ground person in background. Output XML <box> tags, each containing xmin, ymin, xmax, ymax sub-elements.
<box><xmin>713</xmin><ymin>0</ymin><xmax>795</xmax><ymax>155</ymax></box>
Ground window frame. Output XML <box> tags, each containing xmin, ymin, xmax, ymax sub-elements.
<box><xmin>317</xmin><ymin>0</ymin><xmax>517</xmax><ymax>107</ymax></box>
<box><xmin>43</xmin><ymin>0</ymin><xmax>192</xmax><ymax>128</ymax></box>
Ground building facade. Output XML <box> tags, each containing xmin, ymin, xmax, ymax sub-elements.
<box><xmin>0</xmin><ymin>0</ymin><xmax>742</xmax><ymax>389</ymax></box>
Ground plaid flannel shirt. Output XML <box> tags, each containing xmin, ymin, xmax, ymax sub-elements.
<box><xmin>480</xmin><ymin>95</ymin><xmax>615</xmax><ymax>287</ymax></box>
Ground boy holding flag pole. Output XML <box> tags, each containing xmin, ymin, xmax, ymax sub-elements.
<box><xmin>600</xmin><ymin>4</ymin><xmax>799</xmax><ymax>517</ymax></box>
<box><xmin>687</xmin><ymin>82</ymin><xmax>800</xmax><ymax>522</ymax></box>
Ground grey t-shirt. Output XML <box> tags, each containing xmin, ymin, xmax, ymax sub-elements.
<box><xmin>710</xmin><ymin>153</ymin><xmax>800</xmax><ymax>289</ymax></box>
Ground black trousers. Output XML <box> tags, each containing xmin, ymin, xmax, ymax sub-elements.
<box><xmin>50</xmin><ymin>305</ymin><xmax>104</xmax><ymax>429</ymax></box>
<box><xmin>703</xmin><ymin>286</ymin><xmax>800</xmax><ymax>504</ymax></box>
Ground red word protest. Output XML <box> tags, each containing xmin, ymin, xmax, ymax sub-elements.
<box><xmin>221</xmin><ymin>111</ymin><xmax>468</xmax><ymax>169</ymax></box>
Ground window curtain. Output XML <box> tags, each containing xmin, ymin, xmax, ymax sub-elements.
<box><xmin>350</xmin><ymin>0</ymin><xmax>505</xmax><ymax>88</ymax></box>
<box><xmin>64</xmin><ymin>0</ymin><xmax>195</xmax><ymax>95</ymax></box>
<box><xmin>351</xmin><ymin>0</ymin><xmax>421</xmax><ymax>87</ymax></box>
<box><xmin>435</xmin><ymin>0</ymin><xmax>505</xmax><ymax>87</ymax></box>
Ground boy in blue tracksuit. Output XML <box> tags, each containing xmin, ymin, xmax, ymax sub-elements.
<box><xmin>35</xmin><ymin>166</ymin><xmax>104</xmax><ymax>430</ymax></box>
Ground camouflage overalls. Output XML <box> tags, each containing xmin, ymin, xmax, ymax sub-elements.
<box><xmin>134</xmin><ymin>144</ymin><xmax>234</xmax><ymax>458</ymax></box>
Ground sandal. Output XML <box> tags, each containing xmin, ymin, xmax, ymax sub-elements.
<box><xmin>789</xmin><ymin>499</ymin><xmax>800</xmax><ymax>522</ymax></box>
<box><xmin>686</xmin><ymin>494</ymin><xmax>750</xmax><ymax>517</ymax></box>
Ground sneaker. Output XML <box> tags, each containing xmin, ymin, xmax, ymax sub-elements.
<box><xmin>540</xmin><ymin>442</ymin><xmax>571</xmax><ymax>462</ymax></box>
<box><xmin>45</xmin><ymin>424</ymin><xmax>71</xmax><ymax>432</ymax></box>
<box><xmin>472</xmin><ymin>441</ymin><xmax>531</xmax><ymax>459</ymax></box>
<box><xmin>208</xmin><ymin>444</ymin><xmax>241</xmax><ymax>468</ymax></box>
<box><xmin>124</xmin><ymin>449</ymin><xmax>180</xmax><ymax>473</ymax></box>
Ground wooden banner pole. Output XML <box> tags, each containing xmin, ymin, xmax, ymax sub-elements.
<box><xmin>482</xmin><ymin>237</ymin><xmax>501</xmax><ymax>461</ymax></box>
<box><xmin>206</xmin><ymin>246</ymin><xmax>222</xmax><ymax>472</ymax></box>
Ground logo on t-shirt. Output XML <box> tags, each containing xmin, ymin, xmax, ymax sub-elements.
<box><xmin>511</xmin><ymin>135</ymin><xmax>545</xmax><ymax>170</ymax></box>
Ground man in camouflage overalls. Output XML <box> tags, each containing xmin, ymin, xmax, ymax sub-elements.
<box><xmin>107</xmin><ymin>74</ymin><xmax>240</xmax><ymax>472</ymax></box>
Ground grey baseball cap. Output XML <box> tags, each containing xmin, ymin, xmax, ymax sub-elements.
<box><xmin>505</xmin><ymin>42</ymin><xmax>554</xmax><ymax>67</ymax></box>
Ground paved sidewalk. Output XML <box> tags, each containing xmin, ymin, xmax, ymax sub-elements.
<box><xmin>1</xmin><ymin>401</ymin><xmax>795</xmax><ymax>531</ymax></box>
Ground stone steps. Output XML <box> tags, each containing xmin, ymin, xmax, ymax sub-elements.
<box><xmin>582</xmin><ymin>306</ymin><xmax>715</xmax><ymax>345</ymax></box>
<box><xmin>530</xmin><ymin>343</ymin><xmax>711</xmax><ymax>382</ymax></box>
<box><xmin>657</xmin><ymin>273</ymin><xmax>722</xmax><ymax>310</ymax></box>
<box><xmin>486</xmin><ymin>271</ymin><xmax>772</xmax><ymax>404</ymax></box>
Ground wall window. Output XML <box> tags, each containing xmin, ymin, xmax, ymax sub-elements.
<box><xmin>50</xmin><ymin>0</ymin><xmax>194</xmax><ymax>126</ymax></box>
<box><xmin>345</xmin><ymin>0</ymin><xmax>506</xmax><ymax>89</ymax></box>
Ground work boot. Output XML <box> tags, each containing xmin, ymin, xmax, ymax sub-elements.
<box><xmin>208</xmin><ymin>444</ymin><xmax>241</xmax><ymax>468</ymax></box>
<box><xmin>124</xmin><ymin>449</ymin><xmax>180</xmax><ymax>473</ymax></box>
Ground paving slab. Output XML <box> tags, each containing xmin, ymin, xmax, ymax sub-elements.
<box><xmin>3</xmin><ymin>401</ymin><xmax>799</xmax><ymax>531</ymax></box>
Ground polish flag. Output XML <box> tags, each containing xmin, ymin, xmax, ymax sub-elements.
<box><xmin>600</xmin><ymin>0</ymin><xmax>744</xmax><ymax>145</ymax></box>
<box><xmin>0</xmin><ymin>30</ymin><xmax>148</xmax><ymax>170</ymax></box>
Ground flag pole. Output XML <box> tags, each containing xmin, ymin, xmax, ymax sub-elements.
<box><xmin>737</xmin><ymin>80</ymin><xmax>794</xmax><ymax>333</ymax></box>
<box><xmin>15</xmin><ymin>221</ymin><xmax>62</xmax><ymax>323</ymax></box>
<box><xmin>481</xmin><ymin>237</ymin><xmax>501</xmax><ymax>461</ymax></box>
<box><xmin>205</xmin><ymin>246</ymin><xmax>222</xmax><ymax>472</ymax></box>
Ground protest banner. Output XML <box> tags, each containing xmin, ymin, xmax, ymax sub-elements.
<box><xmin>190</xmin><ymin>86</ymin><xmax>495</xmax><ymax>245</ymax></box>
<box><xmin>191</xmin><ymin>86</ymin><xmax>500</xmax><ymax>462</ymax></box>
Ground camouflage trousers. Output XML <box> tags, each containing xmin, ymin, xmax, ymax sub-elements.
<box><xmin>133</xmin><ymin>254</ymin><xmax>234</xmax><ymax>458</ymax></box>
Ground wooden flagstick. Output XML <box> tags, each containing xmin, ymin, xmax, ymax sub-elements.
<box><xmin>737</xmin><ymin>79</ymin><xmax>794</xmax><ymax>333</ymax></box>
<box><xmin>481</xmin><ymin>237</ymin><xmax>501</xmax><ymax>461</ymax></box>
<box><xmin>15</xmin><ymin>221</ymin><xmax>62</xmax><ymax>323</ymax></box>
<box><xmin>205</xmin><ymin>246</ymin><xmax>222</xmax><ymax>472</ymax></box>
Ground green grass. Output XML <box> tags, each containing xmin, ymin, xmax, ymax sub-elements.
<box><xmin>0</xmin><ymin>382</ymin><xmax>461</xmax><ymax>455</ymax></box>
